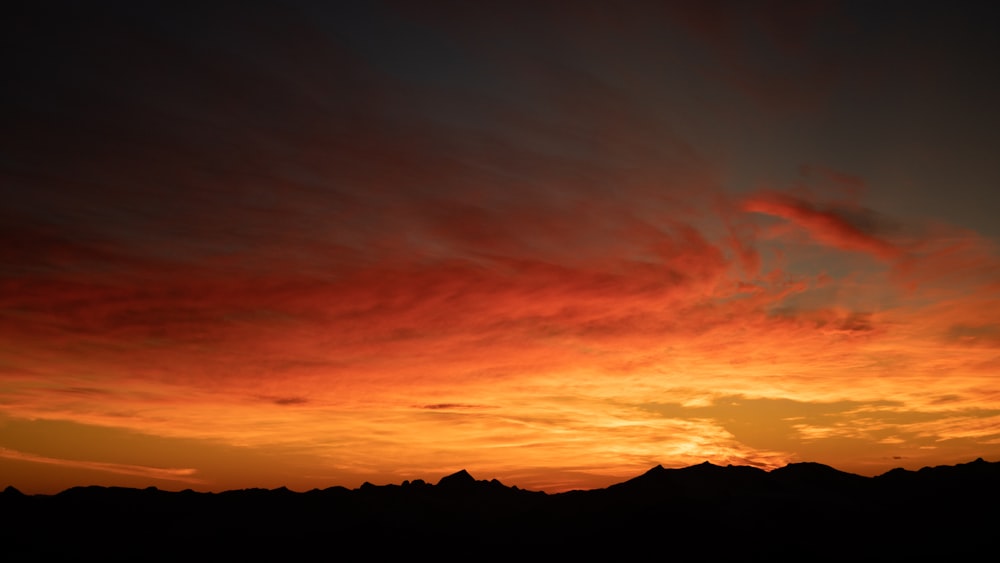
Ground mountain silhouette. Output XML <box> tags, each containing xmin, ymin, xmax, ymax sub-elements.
<box><xmin>2</xmin><ymin>458</ymin><xmax>997</xmax><ymax>561</ymax></box>
<box><xmin>437</xmin><ymin>468</ymin><xmax>475</xmax><ymax>485</ymax></box>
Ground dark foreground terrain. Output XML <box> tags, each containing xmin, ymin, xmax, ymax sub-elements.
<box><xmin>3</xmin><ymin>458</ymin><xmax>998</xmax><ymax>561</ymax></box>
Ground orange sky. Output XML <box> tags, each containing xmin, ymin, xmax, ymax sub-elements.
<box><xmin>2</xmin><ymin>2</ymin><xmax>999</xmax><ymax>493</ymax></box>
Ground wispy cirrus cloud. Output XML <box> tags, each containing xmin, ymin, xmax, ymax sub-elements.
<box><xmin>0</xmin><ymin>447</ymin><xmax>203</xmax><ymax>484</ymax></box>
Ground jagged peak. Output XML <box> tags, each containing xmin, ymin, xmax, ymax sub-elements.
<box><xmin>641</xmin><ymin>464</ymin><xmax>667</xmax><ymax>476</ymax></box>
<box><xmin>437</xmin><ymin>469</ymin><xmax>476</xmax><ymax>487</ymax></box>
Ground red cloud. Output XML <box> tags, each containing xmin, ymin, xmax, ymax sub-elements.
<box><xmin>743</xmin><ymin>193</ymin><xmax>902</xmax><ymax>260</ymax></box>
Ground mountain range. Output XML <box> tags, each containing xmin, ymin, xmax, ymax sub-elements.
<box><xmin>3</xmin><ymin>458</ymin><xmax>997</xmax><ymax>561</ymax></box>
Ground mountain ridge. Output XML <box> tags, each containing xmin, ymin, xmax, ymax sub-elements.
<box><xmin>2</xmin><ymin>457</ymin><xmax>997</xmax><ymax>560</ymax></box>
<box><xmin>4</xmin><ymin>457</ymin><xmax>993</xmax><ymax>498</ymax></box>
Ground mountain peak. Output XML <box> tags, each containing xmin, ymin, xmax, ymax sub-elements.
<box><xmin>437</xmin><ymin>469</ymin><xmax>476</xmax><ymax>487</ymax></box>
<box><xmin>641</xmin><ymin>464</ymin><xmax>667</xmax><ymax>476</ymax></box>
<box><xmin>685</xmin><ymin>460</ymin><xmax>722</xmax><ymax>471</ymax></box>
<box><xmin>3</xmin><ymin>485</ymin><xmax>25</xmax><ymax>497</ymax></box>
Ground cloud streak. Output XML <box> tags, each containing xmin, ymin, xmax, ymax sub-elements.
<box><xmin>744</xmin><ymin>192</ymin><xmax>902</xmax><ymax>259</ymax></box>
<box><xmin>0</xmin><ymin>448</ymin><xmax>203</xmax><ymax>484</ymax></box>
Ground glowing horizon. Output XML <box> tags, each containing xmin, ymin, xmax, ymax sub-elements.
<box><xmin>2</xmin><ymin>2</ymin><xmax>999</xmax><ymax>494</ymax></box>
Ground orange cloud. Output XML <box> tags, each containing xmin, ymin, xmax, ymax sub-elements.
<box><xmin>5</xmin><ymin>179</ymin><xmax>1000</xmax><ymax>487</ymax></box>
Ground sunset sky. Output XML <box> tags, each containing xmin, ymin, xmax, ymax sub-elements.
<box><xmin>2</xmin><ymin>1</ymin><xmax>999</xmax><ymax>494</ymax></box>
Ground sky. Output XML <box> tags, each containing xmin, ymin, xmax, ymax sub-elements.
<box><xmin>2</xmin><ymin>1</ymin><xmax>999</xmax><ymax>494</ymax></box>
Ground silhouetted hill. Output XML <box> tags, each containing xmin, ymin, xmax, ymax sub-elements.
<box><xmin>602</xmin><ymin>461</ymin><xmax>774</xmax><ymax>498</ymax></box>
<box><xmin>2</xmin><ymin>459</ymin><xmax>998</xmax><ymax>561</ymax></box>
